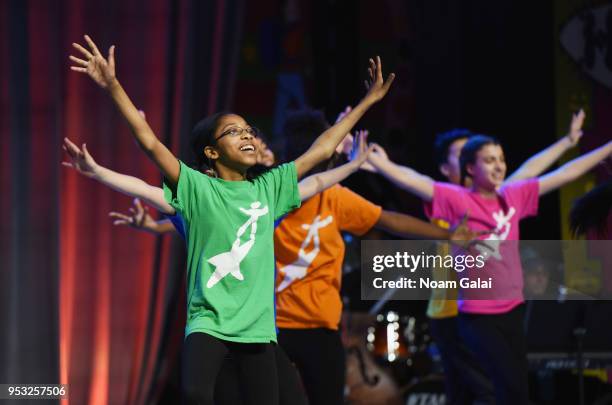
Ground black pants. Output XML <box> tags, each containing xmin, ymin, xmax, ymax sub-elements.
<box><xmin>430</xmin><ymin>317</ymin><xmax>495</xmax><ymax>405</ymax></box>
<box><xmin>215</xmin><ymin>343</ymin><xmax>308</xmax><ymax>405</ymax></box>
<box><xmin>278</xmin><ymin>328</ymin><xmax>346</xmax><ymax>405</ymax></box>
<box><xmin>458</xmin><ymin>305</ymin><xmax>529</xmax><ymax>405</ymax></box>
<box><xmin>182</xmin><ymin>332</ymin><xmax>278</xmax><ymax>405</ymax></box>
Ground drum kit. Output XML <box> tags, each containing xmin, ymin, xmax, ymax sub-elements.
<box><xmin>344</xmin><ymin>305</ymin><xmax>612</xmax><ymax>405</ymax></box>
<box><xmin>343</xmin><ymin>310</ymin><xmax>446</xmax><ymax>405</ymax></box>
<box><xmin>340</xmin><ymin>239</ymin><xmax>447</xmax><ymax>404</ymax></box>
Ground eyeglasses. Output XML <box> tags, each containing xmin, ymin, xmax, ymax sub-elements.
<box><xmin>215</xmin><ymin>126</ymin><xmax>260</xmax><ymax>143</ymax></box>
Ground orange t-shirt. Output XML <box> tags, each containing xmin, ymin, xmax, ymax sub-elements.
<box><xmin>274</xmin><ymin>185</ymin><xmax>382</xmax><ymax>330</ymax></box>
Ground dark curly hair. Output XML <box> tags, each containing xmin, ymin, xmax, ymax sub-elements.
<box><xmin>282</xmin><ymin>109</ymin><xmax>339</xmax><ymax>174</ymax></box>
<box><xmin>190</xmin><ymin>112</ymin><xmax>268</xmax><ymax>179</ymax></box>
<box><xmin>434</xmin><ymin>128</ymin><xmax>473</xmax><ymax>167</ymax></box>
<box><xmin>190</xmin><ymin>111</ymin><xmax>232</xmax><ymax>173</ymax></box>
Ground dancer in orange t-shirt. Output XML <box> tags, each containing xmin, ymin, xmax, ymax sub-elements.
<box><xmin>275</xmin><ymin>184</ymin><xmax>380</xmax><ymax>330</ymax></box>
<box><xmin>274</xmin><ymin>109</ymin><xmax>470</xmax><ymax>405</ymax></box>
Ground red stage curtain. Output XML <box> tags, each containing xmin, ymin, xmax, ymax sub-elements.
<box><xmin>0</xmin><ymin>0</ymin><xmax>245</xmax><ymax>403</ymax></box>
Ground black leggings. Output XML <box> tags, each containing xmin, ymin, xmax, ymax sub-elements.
<box><xmin>278</xmin><ymin>328</ymin><xmax>346</xmax><ymax>405</ymax></box>
<box><xmin>430</xmin><ymin>317</ymin><xmax>495</xmax><ymax>405</ymax></box>
<box><xmin>458</xmin><ymin>304</ymin><xmax>529</xmax><ymax>405</ymax></box>
<box><xmin>182</xmin><ymin>332</ymin><xmax>278</xmax><ymax>405</ymax></box>
<box><xmin>214</xmin><ymin>343</ymin><xmax>308</xmax><ymax>405</ymax></box>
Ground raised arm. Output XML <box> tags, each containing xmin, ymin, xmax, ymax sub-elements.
<box><xmin>62</xmin><ymin>137</ymin><xmax>175</xmax><ymax>214</ymax></box>
<box><xmin>333</xmin><ymin>106</ymin><xmax>356</xmax><ymax>155</ymax></box>
<box><xmin>294</xmin><ymin>57</ymin><xmax>395</xmax><ymax>179</ymax></box>
<box><xmin>538</xmin><ymin>140</ymin><xmax>612</xmax><ymax>196</ymax></box>
<box><xmin>70</xmin><ymin>35</ymin><xmax>180</xmax><ymax>185</ymax></box>
<box><xmin>506</xmin><ymin>109</ymin><xmax>586</xmax><ymax>182</ymax></box>
<box><xmin>367</xmin><ymin>143</ymin><xmax>435</xmax><ymax>201</ymax></box>
<box><xmin>298</xmin><ymin>130</ymin><xmax>372</xmax><ymax>201</ymax></box>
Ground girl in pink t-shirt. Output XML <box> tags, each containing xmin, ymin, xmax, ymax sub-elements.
<box><xmin>368</xmin><ymin>135</ymin><xmax>612</xmax><ymax>405</ymax></box>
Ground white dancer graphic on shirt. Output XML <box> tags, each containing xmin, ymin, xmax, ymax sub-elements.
<box><xmin>206</xmin><ymin>202</ymin><xmax>269</xmax><ymax>288</ymax></box>
<box><xmin>476</xmin><ymin>207</ymin><xmax>516</xmax><ymax>261</ymax></box>
<box><xmin>277</xmin><ymin>215</ymin><xmax>334</xmax><ymax>291</ymax></box>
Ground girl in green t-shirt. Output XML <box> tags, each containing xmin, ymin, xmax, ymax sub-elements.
<box><xmin>69</xmin><ymin>34</ymin><xmax>394</xmax><ymax>405</ymax></box>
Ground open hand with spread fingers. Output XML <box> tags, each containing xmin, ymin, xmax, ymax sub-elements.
<box><xmin>363</xmin><ymin>56</ymin><xmax>395</xmax><ymax>104</ymax></box>
<box><xmin>365</xmin><ymin>142</ymin><xmax>390</xmax><ymax>169</ymax></box>
<box><xmin>109</xmin><ymin>198</ymin><xmax>155</xmax><ymax>229</ymax></box>
<box><xmin>62</xmin><ymin>137</ymin><xmax>100</xmax><ymax>178</ymax></box>
<box><xmin>567</xmin><ymin>108</ymin><xmax>586</xmax><ymax>147</ymax></box>
<box><xmin>70</xmin><ymin>34</ymin><xmax>117</xmax><ymax>90</ymax></box>
<box><xmin>349</xmin><ymin>130</ymin><xmax>375</xmax><ymax>168</ymax></box>
<box><xmin>449</xmin><ymin>213</ymin><xmax>495</xmax><ymax>251</ymax></box>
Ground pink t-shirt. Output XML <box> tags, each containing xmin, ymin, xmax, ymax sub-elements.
<box><xmin>424</xmin><ymin>180</ymin><xmax>539</xmax><ymax>314</ymax></box>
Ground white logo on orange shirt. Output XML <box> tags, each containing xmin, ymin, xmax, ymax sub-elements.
<box><xmin>277</xmin><ymin>215</ymin><xmax>333</xmax><ymax>291</ymax></box>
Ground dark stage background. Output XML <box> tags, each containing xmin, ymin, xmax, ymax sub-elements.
<box><xmin>1</xmin><ymin>0</ymin><xmax>610</xmax><ymax>404</ymax></box>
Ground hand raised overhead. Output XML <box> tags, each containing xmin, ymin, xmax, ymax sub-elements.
<box><xmin>567</xmin><ymin>108</ymin><xmax>586</xmax><ymax>146</ymax></box>
<box><xmin>363</xmin><ymin>56</ymin><xmax>395</xmax><ymax>104</ymax></box>
<box><xmin>70</xmin><ymin>34</ymin><xmax>117</xmax><ymax>89</ymax></box>
<box><xmin>349</xmin><ymin>130</ymin><xmax>374</xmax><ymax>167</ymax></box>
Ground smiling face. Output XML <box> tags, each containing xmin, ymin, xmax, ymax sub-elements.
<box><xmin>204</xmin><ymin>114</ymin><xmax>258</xmax><ymax>171</ymax></box>
<box><xmin>467</xmin><ymin>144</ymin><xmax>507</xmax><ymax>191</ymax></box>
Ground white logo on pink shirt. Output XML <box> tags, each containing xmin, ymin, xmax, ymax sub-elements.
<box><xmin>477</xmin><ymin>207</ymin><xmax>516</xmax><ymax>261</ymax></box>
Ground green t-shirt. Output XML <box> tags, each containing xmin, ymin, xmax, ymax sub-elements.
<box><xmin>164</xmin><ymin>161</ymin><xmax>301</xmax><ymax>343</ymax></box>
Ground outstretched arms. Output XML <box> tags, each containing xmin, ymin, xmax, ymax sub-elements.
<box><xmin>298</xmin><ymin>130</ymin><xmax>372</xmax><ymax>201</ymax></box>
<box><xmin>62</xmin><ymin>137</ymin><xmax>175</xmax><ymax>214</ymax></box>
<box><xmin>538</xmin><ymin>140</ymin><xmax>612</xmax><ymax>196</ymax></box>
<box><xmin>375</xmin><ymin>210</ymin><xmax>450</xmax><ymax>239</ymax></box>
<box><xmin>294</xmin><ymin>57</ymin><xmax>395</xmax><ymax>179</ymax></box>
<box><xmin>506</xmin><ymin>109</ymin><xmax>586</xmax><ymax>182</ymax></box>
<box><xmin>375</xmin><ymin>212</ymin><xmax>489</xmax><ymax>247</ymax></box>
<box><xmin>70</xmin><ymin>35</ymin><xmax>180</xmax><ymax>185</ymax></box>
<box><xmin>366</xmin><ymin>144</ymin><xmax>435</xmax><ymax>201</ymax></box>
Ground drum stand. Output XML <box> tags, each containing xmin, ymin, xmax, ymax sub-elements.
<box><xmin>573</xmin><ymin>326</ymin><xmax>586</xmax><ymax>405</ymax></box>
